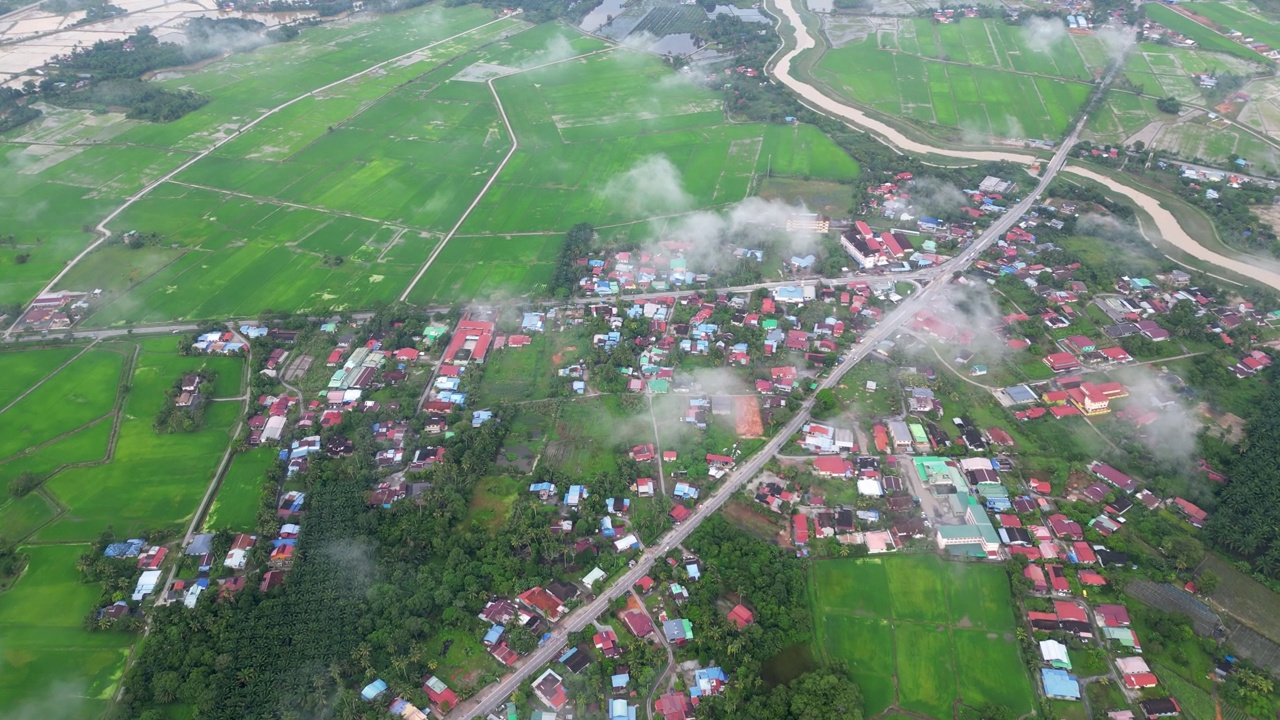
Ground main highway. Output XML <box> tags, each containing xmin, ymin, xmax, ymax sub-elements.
<box><xmin>450</xmin><ymin>102</ymin><xmax>1092</xmax><ymax>718</ymax></box>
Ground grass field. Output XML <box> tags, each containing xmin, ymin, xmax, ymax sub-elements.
<box><xmin>1184</xmin><ymin>1</ymin><xmax>1280</xmax><ymax>50</ymax></box>
<box><xmin>810</xmin><ymin>555</ymin><xmax>1035</xmax><ymax>719</ymax></box>
<box><xmin>0</xmin><ymin>346</ymin><xmax>81</xmax><ymax>408</ymax></box>
<box><xmin>0</xmin><ymin>544</ymin><xmax>134</xmax><ymax>717</ymax></box>
<box><xmin>813</xmin><ymin>17</ymin><xmax>1093</xmax><ymax>141</ymax></box>
<box><xmin>1123</xmin><ymin>42</ymin><xmax>1263</xmax><ymax>103</ymax></box>
<box><xmin>0</xmin><ymin>492</ymin><xmax>59</xmax><ymax>543</ymax></box>
<box><xmin>544</xmin><ymin>394</ymin><xmax>656</xmax><ymax>479</ymax></box>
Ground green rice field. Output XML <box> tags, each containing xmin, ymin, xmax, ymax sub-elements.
<box><xmin>810</xmin><ymin>555</ymin><xmax>1035</xmax><ymax>719</ymax></box>
<box><xmin>1144</xmin><ymin>4</ymin><xmax>1269</xmax><ymax>63</ymax></box>
<box><xmin>0</xmin><ymin>338</ymin><xmax>244</xmax><ymax>713</ymax></box>
<box><xmin>0</xmin><ymin>544</ymin><xmax>134</xmax><ymax>717</ymax></box>
<box><xmin>205</xmin><ymin>447</ymin><xmax>275</xmax><ymax>533</ymax></box>
<box><xmin>1182</xmin><ymin>2</ymin><xmax>1280</xmax><ymax>51</ymax></box>
<box><xmin>813</xmin><ymin>18</ymin><xmax>1093</xmax><ymax>140</ymax></box>
<box><xmin>0</xmin><ymin>5</ymin><xmax>865</xmax><ymax>321</ymax></box>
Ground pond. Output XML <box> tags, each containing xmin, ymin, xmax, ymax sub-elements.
<box><xmin>761</xmin><ymin>642</ymin><xmax>819</xmax><ymax>687</ymax></box>
<box><xmin>648</xmin><ymin>32</ymin><xmax>700</xmax><ymax>56</ymax></box>
<box><xmin>807</xmin><ymin>0</ymin><xmax>834</xmax><ymax>12</ymax></box>
<box><xmin>579</xmin><ymin>0</ymin><xmax>628</xmax><ymax>33</ymax></box>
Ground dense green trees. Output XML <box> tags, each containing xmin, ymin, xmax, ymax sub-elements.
<box><xmin>1205</xmin><ymin>381</ymin><xmax>1280</xmax><ymax>578</ymax></box>
<box><xmin>8</xmin><ymin>471</ymin><xmax>42</xmax><ymax>498</ymax></box>
<box><xmin>118</xmin><ymin>414</ymin><xmax>587</xmax><ymax>718</ymax></box>
<box><xmin>550</xmin><ymin>223</ymin><xmax>594</xmax><ymax>297</ymax></box>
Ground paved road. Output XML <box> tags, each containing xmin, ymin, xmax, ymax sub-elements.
<box><xmin>451</xmin><ymin>106</ymin><xmax>1093</xmax><ymax>718</ymax></box>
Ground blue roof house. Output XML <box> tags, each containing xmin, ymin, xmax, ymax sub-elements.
<box><xmin>360</xmin><ymin>679</ymin><xmax>388</xmax><ymax>701</ymax></box>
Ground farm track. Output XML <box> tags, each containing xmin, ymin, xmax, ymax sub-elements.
<box><xmin>3</xmin><ymin>13</ymin><xmax>524</xmax><ymax>339</ymax></box>
<box><xmin>0</xmin><ymin>339</ymin><xmax>100</xmax><ymax>414</ymax></box>
<box><xmin>166</xmin><ymin>180</ymin><xmax>440</xmax><ymax>237</ymax></box>
<box><xmin>398</xmin><ymin>45</ymin><xmax>619</xmax><ymax>302</ymax></box>
<box><xmin>11</xmin><ymin>341</ymin><xmax>140</xmax><ymax>545</ymax></box>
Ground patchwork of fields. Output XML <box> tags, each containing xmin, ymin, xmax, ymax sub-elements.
<box><xmin>0</xmin><ymin>5</ymin><xmax>861</xmax><ymax>325</ymax></box>
<box><xmin>810</xmin><ymin>555</ymin><xmax>1035</xmax><ymax>719</ymax></box>
<box><xmin>0</xmin><ymin>338</ymin><xmax>245</xmax><ymax>712</ymax></box>
<box><xmin>813</xmin><ymin>17</ymin><xmax>1093</xmax><ymax>140</ymax></box>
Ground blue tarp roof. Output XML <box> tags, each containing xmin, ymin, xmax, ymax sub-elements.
<box><xmin>1041</xmin><ymin>668</ymin><xmax>1080</xmax><ymax>700</ymax></box>
<box><xmin>360</xmin><ymin>679</ymin><xmax>388</xmax><ymax>701</ymax></box>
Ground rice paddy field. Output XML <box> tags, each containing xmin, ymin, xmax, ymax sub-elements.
<box><xmin>810</xmin><ymin>555</ymin><xmax>1034</xmax><ymax>719</ymax></box>
<box><xmin>0</xmin><ymin>338</ymin><xmax>244</xmax><ymax>713</ymax></box>
<box><xmin>1123</xmin><ymin>42</ymin><xmax>1264</xmax><ymax>103</ymax></box>
<box><xmin>1143</xmin><ymin>3</ymin><xmax>1269</xmax><ymax>63</ymax></box>
<box><xmin>0</xmin><ymin>3</ymin><xmax>864</xmax><ymax>324</ymax></box>
<box><xmin>0</xmin><ymin>544</ymin><xmax>135</xmax><ymax>718</ymax></box>
<box><xmin>812</xmin><ymin>17</ymin><xmax>1093</xmax><ymax>141</ymax></box>
<box><xmin>204</xmin><ymin>447</ymin><xmax>276</xmax><ymax>533</ymax></box>
<box><xmin>1189</xmin><ymin>1</ymin><xmax>1280</xmax><ymax>48</ymax></box>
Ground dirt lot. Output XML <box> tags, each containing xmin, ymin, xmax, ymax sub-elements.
<box><xmin>723</xmin><ymin>496</ymin><xmax>783</xmax><ymax>543</ymax></box>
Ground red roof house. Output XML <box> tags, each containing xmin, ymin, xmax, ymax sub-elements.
<box><xmin>728</xmin><ymin>604</ymin><xmax>755</xmax><ymax>629</ymax></box>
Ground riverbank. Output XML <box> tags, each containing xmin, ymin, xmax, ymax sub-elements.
<box><xmin>765</xmin><ymin>0</ymin><xmax>1280</xmax><ymax>291</ymax></box>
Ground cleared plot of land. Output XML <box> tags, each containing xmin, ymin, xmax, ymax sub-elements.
<box><xmin>811</xmin><ymin>555</ymin><xmax>1035</xmax><ymax>719</ymax></box>
<box><xmin>813</xmin><ymin>17</ymin><xmax>1093</xmax><ymax>140</ymax></box>
<box><xmin>0</xmin><ymin>544</ymin><xmax>134</xmax><ymax>717</ymax></box>
<box><xmin>543</xmin><ymin>395</ymin><xmax>655</xmax><ymax>479</ymax></box>
<box><xmin>470</xmin><ymin>333</ymin><xmax>560</xmax><ymax>408</ymax></box>
<box><xmin>205</xmin><ymin>447</ymin><xmax>275</xmax><ymax>533</ymax></box>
